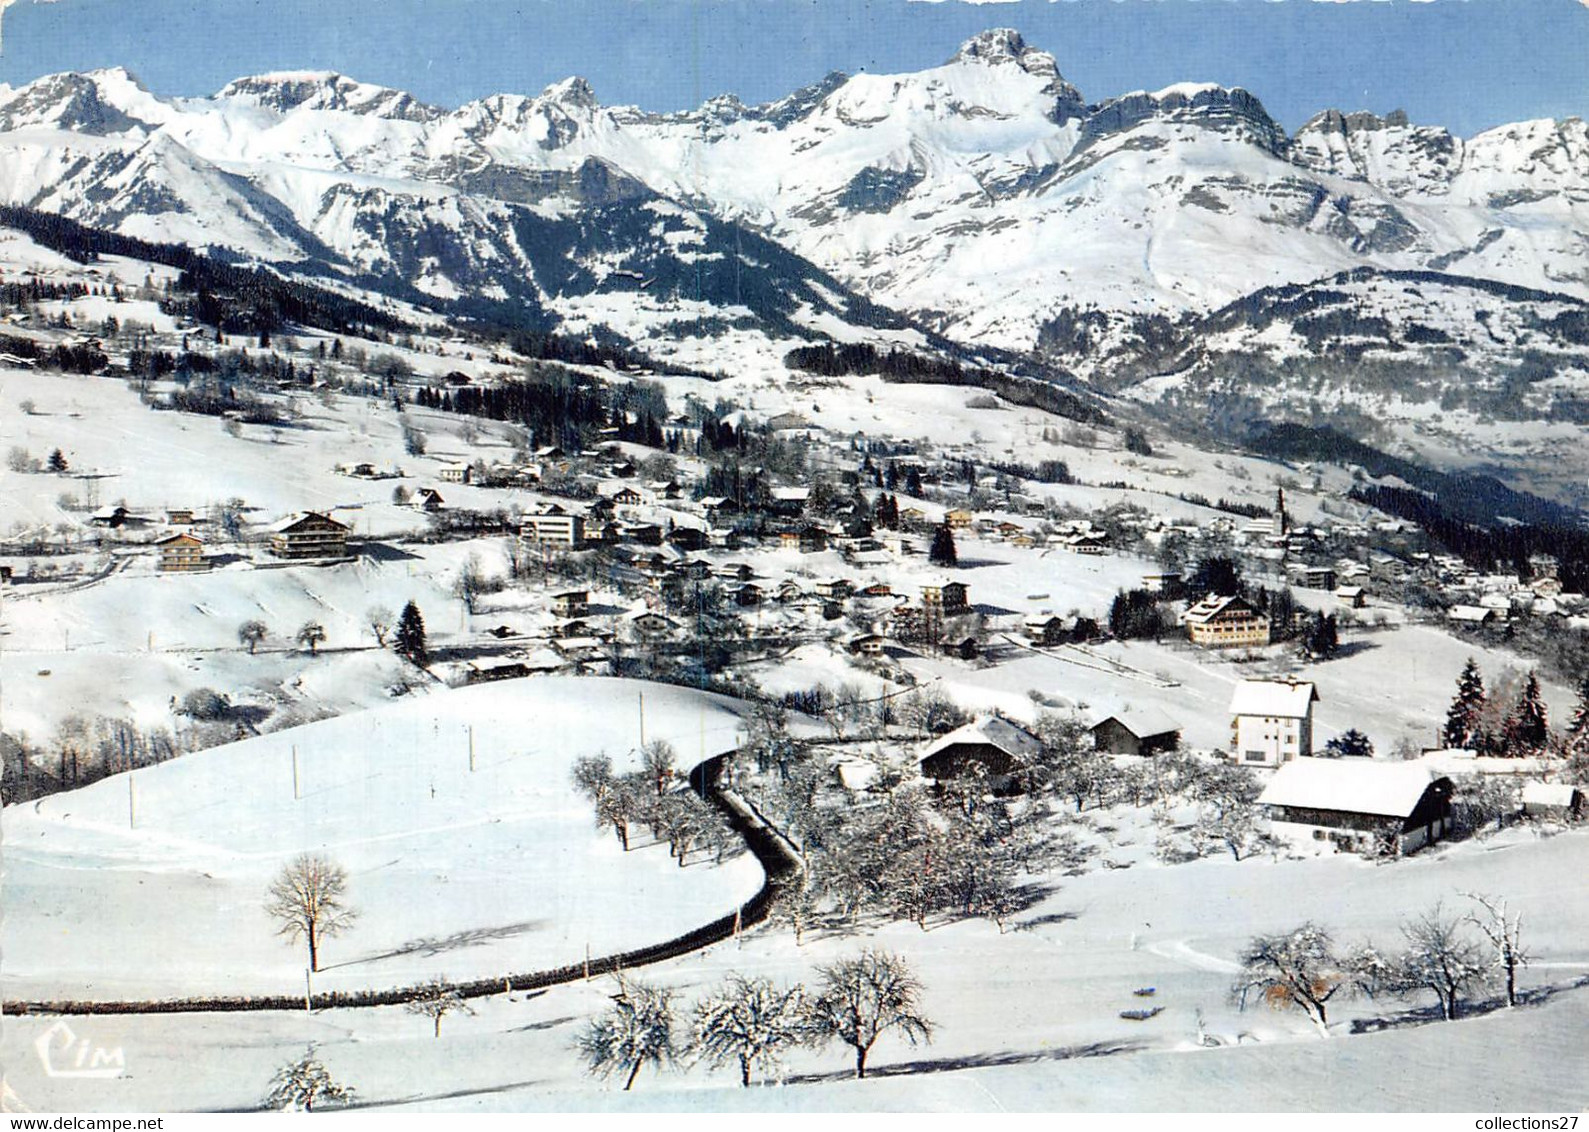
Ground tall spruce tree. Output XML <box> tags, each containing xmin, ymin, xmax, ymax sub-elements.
<box><xmin>1565</xmin><ymin>675</ymin><xmax>1589</xmax><ymax>752</ymax></box>
<box><xmin>929</xmin><ymin>524</ymin><xmax>957</xmax><ymax>567</ymax></box>
<box><xmin>395</xmin><ymin>600</ymin><xmax>428</xmax><ymax>666</ymax></box>
<box><xmin>1443</xmin><ymin>658</ymin><xmax>1486</xmax><ymax>751</ymax></box>
<box><xmin>1501</xmin><ymin>671</ymin><xmax>1549</xmax><ymax>755</ymax></box>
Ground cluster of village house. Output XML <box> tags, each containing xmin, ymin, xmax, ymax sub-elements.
<box><xmin>62</xmin><ymin>448</ymin><xmax>1589</xmax><ymax>664</ymax></box>
<box><xmin>915</xmin><ymin>678</ymin><xmax>1584</xmax><ymax>859</ymax></box>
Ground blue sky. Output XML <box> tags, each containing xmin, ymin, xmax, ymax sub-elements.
<box><xmin>1</xmin><ymin>0</ymin><xmax>1585</xmax><ymax>136</ymax></box>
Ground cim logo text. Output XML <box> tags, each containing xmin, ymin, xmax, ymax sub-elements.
<box><xmin>33</xmin><ymin>1020</ymin><xmax>126</xmax><ymax>1079</ymax></box>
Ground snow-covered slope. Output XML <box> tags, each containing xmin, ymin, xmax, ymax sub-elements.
<box><xmin>1</xmin><ymin>677</ymin><xmax>763</xmax><ymax>999</ymax></box>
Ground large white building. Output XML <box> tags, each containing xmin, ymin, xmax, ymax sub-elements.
<box><xmin>520</xmin><ymin>507</ymin><xmax>585</xmax><ymax>548</ymax></box>
<box><xmin>1228</xmin><ymin>679</ymin><xmax>1318</xmax><ymax>766</ymax></box>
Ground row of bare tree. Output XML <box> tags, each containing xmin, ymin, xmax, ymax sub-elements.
<box><xmin>578</xmin><ymin>949</ymin><xmax>932</xmax><ymax>1089</ymax></box>
<box><xmin>1234</xmin><ymin>892</ymin><xmax>1530</xmax><ymax>1037</ymax></box>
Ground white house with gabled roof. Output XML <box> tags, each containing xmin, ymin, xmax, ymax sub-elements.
<box><xmin>1229</xmin><ymin>678</ymin><xmax>1318</xmax><ymax>766</ymax></box>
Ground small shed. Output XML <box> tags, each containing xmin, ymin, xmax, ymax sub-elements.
<box><xmin>939</xmin><ymin>635</ymin><xmax>980</xmax><ymax>661</ymax></box>
<box><xmin>1091</xmin><ymin>707</ymin><xmax>1182</xmax><ymax>757</ymax></box>
<box><xmin>1521</xmin><ymin>782</ymin><xmax>1585</xmax><ymax>822</ymax></box>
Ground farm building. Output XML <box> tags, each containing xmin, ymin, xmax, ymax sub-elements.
<box><xmin>413</xmin><ymin>488</ymin><xmax>445</xmax><ymax>512</ymax></box>
<box><xmin>1024</xmin><ymin>615</ymin><xmax>1072</xmax><ymax>646</ymax></box>
<box><xmin>1091</xmin><ymin>707</ymin><xmax>1182</xmax><ymax>757</ymax></box>
<box><xmin>939</xmin><ymin>635</ymin><xmax>980</xmax><ymax>661</ymax></box>
<box><xmin>1258</xmin><ymin>758</ymin><xmax>1455</xmax><ymax>856</ymax></box>
<box><xmin>918</xmin><ymin>716</ymin><xmax>1042</xmax><ymax>789</ymax></box>
<box><xmin>1229</xmin><ymin>678</ymin><xmax>1318</xmax><ymax>766</ymax></box>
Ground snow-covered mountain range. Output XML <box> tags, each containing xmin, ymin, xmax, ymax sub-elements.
<box><xmin>1</xmin><ymin>29</ymin><xmax>1585</xmax><ymax>380</ymax></box>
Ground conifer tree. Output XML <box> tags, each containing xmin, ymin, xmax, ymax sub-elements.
<box><xmin>929</xmin><ymin>524</ymin><xmax>957</xmax><ymax>567</ymax></box>
<box><xmin>1443</xmin><ymin>658</ymin><xmax>1486</xmax><ymax>751</ymax></box>
<box><xmin>395</xmin><ymin>600</ymin><xmax>428</xmax><ymax>666</ymax></box>
<box><xmin>1501</xmin><ymin>671</ymin><xmax>1549</xmax><ymax>755</ymax></box>
<box><xmin>1564</xmin><ymin>674</ymin><xmax>1589</xmax><ymax>752</ymax></box>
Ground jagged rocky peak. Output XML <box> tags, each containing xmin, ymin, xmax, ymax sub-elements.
<box><xmin>540</xmin><ymin>76</ymin><xmax>599</xmax><ymax>111</ymax></box>
<box><xmin>1298</xmin><ymin>107</ymin><xmax>1416</xmax><ymax>136</ymax></box>
<box><xmin>1289</xmin><ymin>106</ymin><xmax>1461</xmax><ymax>192</ymax></box>
<box><xmin>0</xmin><ymin>68</ymin><xmax>155</xmax><ymax>134</ymax></box>
<box><xmin>946</xmin><ymin>29</ymin><xmax>1084</xmax><ymax>123</ymax></box>
<box><xmin>1083</xmin><ymin>83</ymin><xmax>1286</xmax><ymax>153</ymax></box>
<box><xmin>950</xmin><ymin>29</ymin><xmax>1059</xmax><ymax>78</ymax></box>
<box><xmin>215</xmin><ymin>71</ymin><xmax>439</xmax><ymax>120</ymax></box>
<box><xmin>757</xmin><ymin>71</ymin><xmax>850</xmax><ymax>129</ymax></box>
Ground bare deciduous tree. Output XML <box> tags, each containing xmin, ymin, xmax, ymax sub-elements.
<box><xmin>366</xmin><ymin>606</ymin><xmax>394</xmax><ymax>648</ymax></box>
<box><xmin>453</xmin><ymin>553</ymin><xmax>487</xmax><ymax>614</ymax></box>
<box><xmin>691</xmin><ymin>974</ymin><xmax>811</xmax><ymax>1087</ymax></box>
<box><xmin>238</xmin><ymin>620</ymin><xmax>268</xmax><ymax>655</ymax></box>
<box><xmin>265</xmin><ymin>854</ymin><xmax>357</xmax><ymax>972</ymax></box>
<box><xmin>576</xmin><ymin>977</ymin><xmax>678</xmax><ymax>1091</ymax></box>
<box><xmin>1463</xmin><ymin>892</ymin><xmax>1530</xmax><ymax>1008</ymax></box>
<box><xmin>1232</xmin><ymin>923</ymin><xmax>1350</xmax><ymax>1038</ymax></box>
<box><xmin>405</xmin><ymin>976</ymin><xmax>474</xmax><ymax>1037</ymax></box>
<box><xmin>263</xmin><ymin>1047</ymin><xmax>354</xmax><ymax>1112</ymax></box>
<box><xmin>641</xmin><ymin>739</ymin><xmax>677</xmax><ymax>796</ymax></box>
<box><xmin>296</xmin><ymin>622</ymin><xmax>327</xmax><ymax>655</ymax></box>
<box><xmin>1394</xmin><ymin>903</ymin><xmax>1490</xmax><ymax>1020</ymax></box>
<box><xmin>809</xmin><ymin>949</ymin><xmax>933</xmax><ymax>1079</ymax></box>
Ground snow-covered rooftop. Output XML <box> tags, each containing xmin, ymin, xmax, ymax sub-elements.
<box><xmin>1091</xmin><ymin>705</ymin><xmax>1181</xmax><ymax>740</ymax></box>
<box><xmin>1258</xmin><ymin>757</ymin><xmax>1444</xmax><ymax>818</ymax></box>
<box><xmin>1229</xmin><ymin>679</ymin><xmax>1317</xmax><ymax>719</ymax></box>
<box><xmin>921</xmin><ymin>715</ymin><xmax>1043</xmax><ymax>763</ymax></box>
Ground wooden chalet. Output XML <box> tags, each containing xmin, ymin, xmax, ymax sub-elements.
<box><xmin>155</xmin><ymin>531</ymin><xmax>207</xmax><ymax>573</ymax></box>
<box><xmin>268</xmin><ymin>512</ymin><xmax>350</xmax><ymax>559</ymax></box>
<box><xmin>551</xmin><ymin>590</ymin><xmax>590</xmax><ymax>618</ymax></box>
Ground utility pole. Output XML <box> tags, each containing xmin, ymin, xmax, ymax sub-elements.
<box><xmin>127</xmin><ymin>772</ymin><xmax>136</xmax><ymax>828</ymax></box>
<box><xmin>292</xmin><ymin>745</ymin><xmax>300</xmax><ymax>799</ymax></box>
<box><xmin>468</xmin><ymin>725</ymin><xmax>475</xmax><ymax>773</ymax></box>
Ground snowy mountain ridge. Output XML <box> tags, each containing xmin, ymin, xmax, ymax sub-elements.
<box><xmin>0</xmin><ymin>30</ymin><xmax>1585</xmax><ymax>364</ymax></box>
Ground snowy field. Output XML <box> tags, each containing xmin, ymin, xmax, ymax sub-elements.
<box><xmin>4</xmin><ymin>821</ymin><xmax>1585</xmax><ymax>1112</ymax></box>
<box><xmin>1</xmin><ymin>678</ymin><xmax>764</xmax><ymax>1000</ymax></box>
